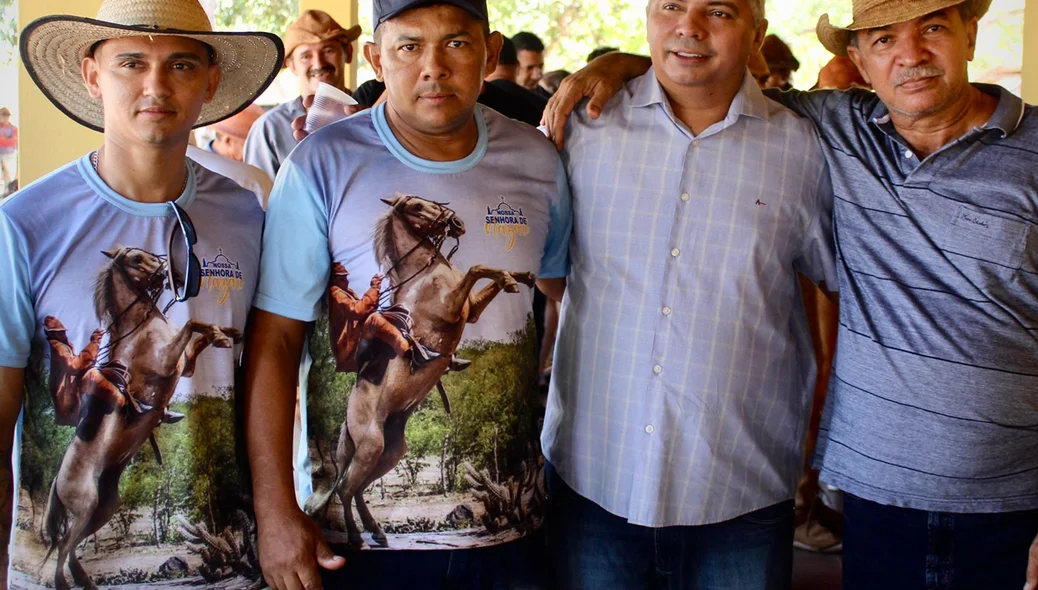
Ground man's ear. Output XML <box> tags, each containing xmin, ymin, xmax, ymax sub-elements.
<box><xmin>846</xmin><ymin>44</ymin><xmax>872</xmax><ymax>87</ymax></box>
<box><xmin>82</xmin><ymin>56</ymin><xmax>103</xmax><ymax>100</ymax></box>
<box><xmin>204</xmin><ymin>63</ymin><xmax>223</xmax><ymax>103</ymax></box>
<box><xmin>753</xmin><ymin>18</ymin><xmax>769</xmax><ymax>52</ymax></box>
<box><xmin>365</xmin><ymin>42</ymin><xmax>383</xmax><ymax>82</ymax></box>
<box><xmin>345</xmin><ymin>42</ymin><xmax>355</xmax><ymax>64</ymax></box>
<box><xmin>485</xmin><ymin>31</ymin><xmax>503</xmax><ymax>78</ymax></box>
<box><xmin>964</xmin><ymin>16</ymin><xmax>979</xmax><ymax>61</ymax></box>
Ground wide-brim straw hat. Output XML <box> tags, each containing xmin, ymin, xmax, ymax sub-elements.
<box><xmin>817</xmin><ymin>0</ymin><xmax>992</xmax><ymax>57</ymax></box>
<box><xmin>20</xmin><ymin>0</ymin><xmax>284</xmax><ymax>132</ymax></box>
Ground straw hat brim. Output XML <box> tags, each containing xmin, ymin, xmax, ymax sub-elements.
<box><xmin>20</xmin><ymin>16</ymin><xmax>284</xmax><ymax>132</ymax></box>
<box><xmin>817</xmin><ymin>0</ymin><xmax>992</xmax><ymax>57</ymax></box>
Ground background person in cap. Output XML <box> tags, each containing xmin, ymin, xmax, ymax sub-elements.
<box><xmin>0</xmin><ymin>107</ymin><xmax>17</xmax><ymax>196</ymax></box>
<box><xmin>188</xmin><ymin>103</ymin><xmax>274</xmax><ymax>208</ymax></box>
<box><xmin>760</xmin><ymin>34</ymin><xmax>800</xmax><ymax>90</ymax></box>
<box><xmin>1</xmin><ymin>0</ymin><xmax>281</xmax><ymax>588</ymax></box>
<box><xmin>539</xmin><ymin>0</ymin><xmax>1038</xmax><ymax>587</ymax></box>
<box><xmin>243</xmin><ymin>10</ymin><xmax>362</xmax><ymax>180</ymax></box>
<box><xmin>244</xmin><ymin>0</ymin><xmax>571</xmax><ymax>588</ymax></box>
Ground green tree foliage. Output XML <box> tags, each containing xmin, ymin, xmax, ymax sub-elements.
<box><xmin>213</xmin><ymin>0</ymin><xmax>299</xmax><ymax>38</ymax></box>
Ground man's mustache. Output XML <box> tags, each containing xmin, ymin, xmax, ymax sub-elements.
<box><xmin>307</xmin><ymin>65</ymin><xmax>336</xmax><ymax>78</ymax></box>
<box><xmin>894</xmin><ymin>65</ymin><xmax>943</xmax><ymax>86</ymax></box>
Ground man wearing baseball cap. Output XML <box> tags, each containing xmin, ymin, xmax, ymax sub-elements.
<box><xmin>245</xmin><ymin>0</ymin><xmax>571</xmax><ymax>588</ymax></box>
<box><xmin>243</xmin><ymin>10</ymin><xmax>362</xmax><ymax>180</ymax></box>
<box><xmin>542</xmin><ymin>0</ymin><xmax>1038</xmax><ymax>588</ymax></box>
<box><xmin>1</xmin><ymin>0</ymin><xmax>282</xmax><ymax>589</ymax></box>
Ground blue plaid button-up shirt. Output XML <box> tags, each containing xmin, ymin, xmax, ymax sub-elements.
<box><xmin>542</xmin><ymin>69</ymin><xmax>837</xmax><ymax>526</ymax></box>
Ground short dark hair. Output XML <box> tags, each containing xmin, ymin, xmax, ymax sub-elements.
<box><xmin>499</xmin><ymin>36</ymin><xmax>518</xmax><ymax>66</ymax></box>
<box><xmin>587</xmin><ymin>46</ymin><xmax>618</xmax><ymax>63</ymax></box>
<box><xmin>511</xmin><ymin>31</ymin><xmax>544</xmax><ymax>53</ymax></box>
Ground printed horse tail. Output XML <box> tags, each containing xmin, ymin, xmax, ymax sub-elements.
<box><xmin>40</xmin><ymin>478</ymin><xmax>66</xmax><ymax>569</ymax></box>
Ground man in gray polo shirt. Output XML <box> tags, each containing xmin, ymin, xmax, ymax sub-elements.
<box><xmin>541</xmin><ymin>0</ymin><xmax>1038</xmax><ymax>588</ymax></box>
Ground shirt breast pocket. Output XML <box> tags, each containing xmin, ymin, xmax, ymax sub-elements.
<box><xmin>942</xmin><ymin>205</ymin><xmax>1029</xmax><ymax>281</ymax></box>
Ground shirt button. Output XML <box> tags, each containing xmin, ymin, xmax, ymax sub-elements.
<box><xmin>662</xmin><ymin>306</ymin><xmax>673</xmax><ymax>316</ymax></box>
<box><xmin>670</xmin><ymin>248</ymin><xmax>681</xmax><ymax>258</ymax></box>
<box><xmin>653</xmin><ymin>364</ymin><xmax>663</xmax><ymax>374</ymax></box>
<box><xmin>904</xmin><ymin>150</ymin><xmax>913</xmax><ymax>158</ymax></box>
<box><xmin>693</xmin><ymin>140</ymin><xmax>701</xmax><ymax>147</ymax></box>
<box><xmin>645</xmin><ymin>425</ymin><xmax>656</xmax><ymax>434</ymax></box>
<box><xmin>680</xmin><ymin>192</ymin><xmax>690</xmax><ymax>202</ymax></box>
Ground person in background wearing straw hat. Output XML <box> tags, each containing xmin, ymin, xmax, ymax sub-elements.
<box><xmin>540</xmin><ymin>0</ymin><xmax>1038</xmax><ymax>587</ymax></box>
<box><xmin>244</xmin><ymin>0</ymin><xmax>572</xmax><ymax>587</ymax></box>
<box><xmin>187</xmin><ymin>103</ymin><xmax>274</xmax><ymax>207</ymax></box>
<box><xmin>243</xmin><ymin>10</ymin><xmax>362</xmax><ymax>181</ymax></box>
<box><xmin>0</xmin><ymin>0</ymin><xmax>281</xmax><ymax>588</ymax></box>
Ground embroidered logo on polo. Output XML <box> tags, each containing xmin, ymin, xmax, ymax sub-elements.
<box><xmin>484</xmin><ymin>197</ymin><xmax>530</xmax><ymax>251</ymax></box>
<box><xmin>200</xmin><ymin>249</ymin><xmax>245</xmax><ymax>305</ymax></box>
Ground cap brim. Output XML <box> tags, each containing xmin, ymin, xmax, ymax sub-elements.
<box><xmin>20</xmin><ymin>15</ymin><xmax>284</xmax><ymax>132</ymax></box>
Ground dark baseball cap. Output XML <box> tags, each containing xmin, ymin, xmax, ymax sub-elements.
<box><xmin>373</xmin><ymin>0</ymin><xmax>489</xmax><ymax>28</ymax></box>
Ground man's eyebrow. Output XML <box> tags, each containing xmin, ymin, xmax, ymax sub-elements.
<box><xmin>110</xmin><ymin>52</ymin><xmax>145</xmax><ymax>60</ymax></box>
<box><xmin>167</xmin><ymin>52</ymin><xmax>206</xmax><ymax>62</ymax></box>
<box><xmin>706</xmin><ymin>1</ymin><xmax>740</xmax><ymax>12</ymax></box>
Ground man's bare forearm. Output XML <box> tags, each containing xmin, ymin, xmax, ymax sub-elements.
<box><xmin>243</xmin><ymin>309</ymin><xmax>308</xmax><ymax>519</ymax></box>
<box><xmin>0</xmin><ymin>367</ymin><xmax>26</xmax><ymax>583</ymax></box>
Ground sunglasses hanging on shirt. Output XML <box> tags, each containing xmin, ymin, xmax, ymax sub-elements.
<box><xmin>167</xmin><ymin>201</ymin><xmax>201</xmax><ymax>303</ymax></box>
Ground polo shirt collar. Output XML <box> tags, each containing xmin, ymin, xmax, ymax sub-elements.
<box><xmin>633</xmin><ymin>67</ymin><xmax>770</xmax><ymax>123</ymax></box>
<box><xmin>868</xmin><ymin>84</ymin><xmax>1026</xmax><ymax>139</ymax></box>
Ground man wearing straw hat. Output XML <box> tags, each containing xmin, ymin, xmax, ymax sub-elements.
<box><xmin>0</xmin><ymin>1</ymin><xmax>281</xmax><ymax>588</ymax></box>
<box><xmin>541</xmin><ymin>0</ymin><xmax>1038</xmax><ymax>587</ymax></box>
<box><xmin>243</xmin><ymin>10</ymin><xmax>362</xmax><ymax>180</ymax></box>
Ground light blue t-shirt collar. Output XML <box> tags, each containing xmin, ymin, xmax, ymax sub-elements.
<box><xmin>78</xmin><ymin>153</ymin><xmax>197</xmax><ymax>216</ymax></box>
<box><xmin>372</xmin><ymin>102</ymin><xmax>488</xmax><ymax>174</ymax></box>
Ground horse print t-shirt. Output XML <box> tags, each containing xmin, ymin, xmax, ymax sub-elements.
<box><xmin>255</xmin><ymin>103</ymin><xmax>571</xmax><ymax>552</ymax></box>
<box><xmin>0</xmin><ymin>157</ymin><xmax>263</xmax><ymax>589</ymax></box>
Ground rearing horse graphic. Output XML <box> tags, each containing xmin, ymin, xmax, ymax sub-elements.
<box><xmin>307</xmin><ymin>194</ymin><xmax>535</xmax><ymax>547</ymax></box>
<box><xmin>41</xmin><ymin>246</ymin><xmax>242</xmax><ymax>590</ymax></box>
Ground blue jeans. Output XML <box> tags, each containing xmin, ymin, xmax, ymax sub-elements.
<box><xmin>318</xmin><ymin>531</ymin><xmax>550</xmax><ymax>589</ymax></box>
<box><xmin>545</xmin><ymin>463</ymin><xmax>794</xmax><ymax>590</ymax></box>
<box><xmin>843</xmin><ymin>494</ymin><xmax>1038</xmax><ymax>590</ymax></box>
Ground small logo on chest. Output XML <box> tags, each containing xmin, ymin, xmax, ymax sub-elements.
<box><xmin>755</xmin><ymin>199</ymin><xmax>767</xmax><ymax>206</ymax></box>
<box><xmin>200</xmin><ymin>249</ymin><xmax>245</xmax><ymax>305</ymax></box>
<box><xmin>484</xmin><ymin>196</ymin><xmax>530</xmax><ymax>251</ymax></box>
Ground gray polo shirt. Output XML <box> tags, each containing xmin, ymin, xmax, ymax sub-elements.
<box><xmin>243</xmin><ymin>96</ymin><xmax>306</xmax><ymax>181</ymax></box>
<box><xmin>775</xmin><ymin>86</ymin><xmax>1037</xmax><ymax>513</ymax></box>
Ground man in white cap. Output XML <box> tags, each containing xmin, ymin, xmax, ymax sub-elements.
<box><xmin>543</xmin><ymin>0</ymin><xmax>1038</xmax><ymax>588</ymax></box>
<box><xmin>243</xmin><ymin>10</ymin><xmax>362</xmax><ymax>180</ymax></box>
<box><xmin>0</xmin><ymin>1</ymin><xmax>281</xmax><ymax>588</ymax></box>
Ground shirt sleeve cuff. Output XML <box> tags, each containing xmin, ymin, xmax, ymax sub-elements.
<box><xmin>0</xmin><ymin>351</ymin><xmax>29</xmax><ymax>369</ymax></box>
<box><xmin>252</xmin><ymin>294</ymin><xmax>321</xmax><ymax>323</ymax></box>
